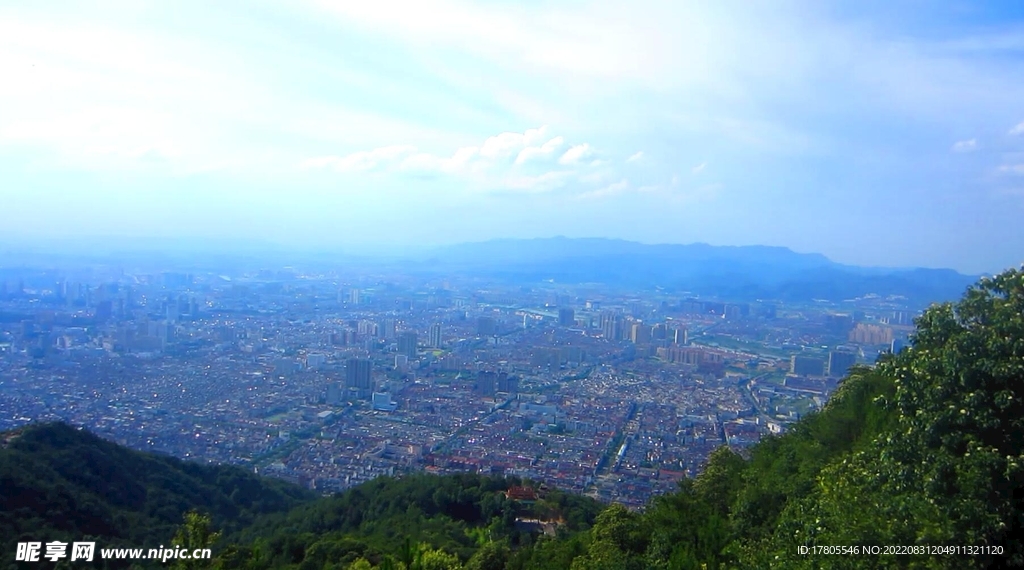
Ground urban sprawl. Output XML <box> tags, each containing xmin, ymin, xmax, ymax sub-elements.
<box><xmin>0</xmin><ymin>269</ymin><xmax>915</xmax><ymax>507</ymax></box>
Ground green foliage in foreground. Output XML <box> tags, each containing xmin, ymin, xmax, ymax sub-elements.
<box><xmin>216</xmin><ymin>473</ymin><xmax>602</xmax><ymax>570</ymax></box>
<box><xmin>0</xmin><ymin>423</ymin><xmax>314</xmax><ymax>569</ymax></box>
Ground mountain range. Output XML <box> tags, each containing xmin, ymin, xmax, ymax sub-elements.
<box><xmin>416</xmin><ymin>237</ymin><xmax>979</xmax><ymax>305</ymax></box>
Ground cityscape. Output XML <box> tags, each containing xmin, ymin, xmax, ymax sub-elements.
<box><xmin>4</xmin><ymin>1</ymin><xmax>1024</xmax><ymax>566</ymax></box>
<box><xmin>0</xmin><ymin>250</ymin><xmax>918</xmax><ymax>507</ymax></box>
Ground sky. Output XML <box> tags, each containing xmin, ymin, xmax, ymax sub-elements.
<box><xmin>2</xmin><ymin>1</ymin><xmax>1024</xmax><ymax>273</ymax></box>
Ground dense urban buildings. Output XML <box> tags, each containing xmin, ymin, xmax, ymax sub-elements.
<box><xmin>0</xmin><ymin>262</ymin><xmax>917</xmax><ymax>507</ymax></box>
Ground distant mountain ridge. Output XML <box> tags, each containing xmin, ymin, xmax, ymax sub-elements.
<box><xmin>423</xmin><ymin>237</ymin><xmax>978</xmax><ymax>305</ymax></box>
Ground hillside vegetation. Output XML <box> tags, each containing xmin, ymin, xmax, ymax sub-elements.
<box><xmin>0</xmin><ymin>423</ymin><xmax>315</xmax><ymax>568</ymax></box>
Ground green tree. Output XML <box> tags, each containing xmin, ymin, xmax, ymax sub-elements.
<box><xmin>569</xmin><ymin>505</ymin><xmax>647</xmax><ymax>570</ymax></box>
<box><xmin>464</xmin><ymin>541</ymin><xmax>510</xmax><ymax>570</ymax></box>
<box><xmin>415</xmin><ymin>546</ymin><xmax>462</xmax><ymax>570</ymax></box>
<box><xmin>346</xmin><ymin>558</ymin><xmax>374</xmax><ymax>570</ymax></box>
<box><xmin>692</xmin><ymin>446</ymin><xmax>744</xmax><ymax>517</ymax></box>
<box><xmin>171</xmin><ymin>510</ymin><xmax>221</xmax><ymax>570</ymax></box>
<box><xmin>752</xmin><ymin>269</ymin><xmax>1024</xmax><ymax>568</ymax></box>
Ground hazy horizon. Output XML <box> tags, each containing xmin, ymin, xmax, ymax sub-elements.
<box><xmin>3</xmin><ymin>1</ymin><xmax>1024</xmax><ymax>274</ymax></box>
<box><xmin>0</xmin><ymin>234</ymin><xmax>1001</xmax><ymax>275</ymax></box>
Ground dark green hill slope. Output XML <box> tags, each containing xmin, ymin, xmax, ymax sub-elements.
<box><xmin>218</xmin><ymin>473</ymin><xmax>603</xmax><ymax>570</ymax></box>
<box><xmin>0</xmin><ymin>422</ymin><xmax>314</xmax><ymax>565</ymax></box>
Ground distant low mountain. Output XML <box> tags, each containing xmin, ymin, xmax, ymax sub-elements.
<box><xmin>421</xmin><ymin>237</ymin><xmax>978</xmax><ymax>305</ymax></box>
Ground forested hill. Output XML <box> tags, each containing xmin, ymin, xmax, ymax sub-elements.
<box><xmin>5</xmin><ymin>268</ymin><xmax>1024</xmax><ymax>569</ymax></box>
<box><xmin>0</xmin><ymin>422</ymin><xmax>315</xmax><ymax>567</ymax></box>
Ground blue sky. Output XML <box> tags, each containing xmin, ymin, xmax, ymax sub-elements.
<box><xmin>1</xmin><ymin>0</ymin><xmax>1023</xmax><ymax>273</ymax></box>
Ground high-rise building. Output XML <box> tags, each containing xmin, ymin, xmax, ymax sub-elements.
<box><xmin>165</xmin><ymin>301</ymin><xmax>179</xmax><ymax>324</ymax></box>
<box><xmin>827</xmin><ymin>350</ymin><xmax>857</xmax><ymax>378</ymax></box>
<box><xmin>602</xmin><ymin>316</ymin><xmax>623</xmax><ymax>341</ymax></box>
<box><xmin>558</xmin><ymin>308</ymin><xmax>575</xmax><ymax>327</ymax></box>
<box><xmin>428</xmin><ymin>323</ymin><xmax>443</xmax><ymax>348</ymax></box>
<box><xmin>398</xmin><ymin>331</ymin><xmax>418</xmax><ymax>359</ymax></box>
<box><xmin>657</xmin><ymin>346</ymin><xmax>707</xmax><ymax>365</ymax></box>
<box><xmin>148</xmin><ymin>320</ymin><xmax>170</xmax><ymax>344</ymax></box>
<box><xmin>95</xmin><ymin>300</ymin><xmax>113</xmax><ymax>322</ymax></box>
<box><xmin>790</xmin><ymin>355</ymin><xmax>826</xmax><ymax>376</ymax></box>
<box><xmin>848</xmin><ymin>324</ymin><xmax>894</xmax><ymax>345</ymax></box>
<box><xmin>531</xmin><ymin>348</ymin><xmax>562</xmax><ymax>369</ymax></box>
<box><xmin>825</xmin><ymin>314</ymin><xmax>854</xmax><ymax>336</ymax></box>
<box><xmin>477</xmin><ymin>371</ymin><xmax>497</xmax><ymax>397</ymax></box>
<box><xmin>673</xmin><ymin>327</ymin><xmax>688</xmax><ymax>345</ymax></box>
<box><xmin>891</xmin><ymin>338</ymin><xmax>905</xmax><ymax>354</ymax></box>
<box><xmin>274</xmin><ymin>358</ymin><xmax>298</xmax><ymax>376</ymax></box>
<box><xmin>651</xmin><ymin>323</ymin><xmax>668</xmax><ymax>341</ymax></box>
<box><xmin>497</xmin><ymin>372</ymin><xmax>518</xmax><ymax>393</ymax></box>
<box><xmin>358</xmin><ymin>320</ymin><xmax>378</xmax><ymax>337</ymax></box>
<box><xmin>477</xmin><ymin>316</ymin><xmax>496</xmax><ymax>336</ymax></box>
<box><xmin>380</xmin><ymin>319</ymin><xmax>397</xmax><ymax>340</ymax></box>
<box><xmin>630</xmin><ymin>323</ymin><xmax>651</xmax><ymax>344</ymax></box>
<box><xmin>891</xmin><ymin>310</ymin><xmax>914</xmax><ymax>326</ymax></box>
<box><xmin>561</xmin><ymin>345</ymin><xmax>583</xmax><ymax>364</ymax></box>
<box><xmin>372</xmin><ymin>392</ymin><xmax>397</xmax><ymax>411</ymax></box>
<box><xmin>346</xmin><ymin>358</ymin><xmax>373</xmax><ymax>397</ymax></box>
<box><xmin>305</xmin><ymin>353</ymin><xmax>327</xmax><ymax>370</ymax></box>
<box><xmin>326</xmin><ymin>383</ymin><xmax>342</xmax><ymax>405</ymax></box>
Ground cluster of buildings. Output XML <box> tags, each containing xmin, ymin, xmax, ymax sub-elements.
<box><xmin>0</xmin><ymin>265</ymin><xmax>917</xmax><ymax>506</ymax></box>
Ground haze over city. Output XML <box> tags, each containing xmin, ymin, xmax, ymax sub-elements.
<box><xmin>2</xmin><ymin>1</ymin><xmax>1024</xmax><ymax>273</ymax></box>
<box><xmin>7</xmin><ymin>3</ymin><xmax>1024</xmax><ymax>568</ymax></box>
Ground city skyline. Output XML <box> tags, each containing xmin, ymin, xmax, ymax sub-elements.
<box><xmin>0</xmin><ymin>255</ymin><xmax>917</xmax><ymax>505</ymax></box>
<box><xmin>3</xmin><ymin>1</ymin><xmax>1024</xmax><ymax>273</ymax></box>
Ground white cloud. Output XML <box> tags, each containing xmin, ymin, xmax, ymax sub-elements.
<box><xmin>479</xmin><ymin>126</ymin><xmax>549</xmax><ymax>159</ymax></box>
<box><xmin>515</xmin><ymin>136</ymin><xmax>565</xmax><ymax>165</ymax></box>
<box><xmin>626</xmin><ymin>151</ymin><xmax>644</xmax><ymax>162</ymax></box>
<box><xmin>691</xmin><ymin>162</ymin><xmax>707</xmax><ymax>174</ymax></box>
<box><xmin>302</xmin><ymin>127</ymin><xmax>614</xmax><ymax>195</ymax></box>
<box><xmin>311</xmin><ymin>0</ymin><xmax>673</xmax><ymax>88</ymax></box>
<box><xmin>1010</xmin><ymin>121</ymin><xmax>1024</xmax><ymax>136</ymax></box>
<box><xmin>951</xmin><ymin>139</ymin><xmax>977</xmax><ymax>152</ymax></box>
<box><xmin>997</xmin><ymin>164</ymin><xmax>1024</xmax><ymax>175</ymax></box>
<box><xmin>578</xmin><ymin>179</ymin><xmax>630</xmax><ymax>199</ymax></box>
<box><xmin>558</xmin><ymin>144</ymin><xmax>593</xmax><ymax>165</ymax></box>
<box><xmin>338</xmin><ymin>145</ymin><xmax>417</xmax><ymax>172</ymax></box>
